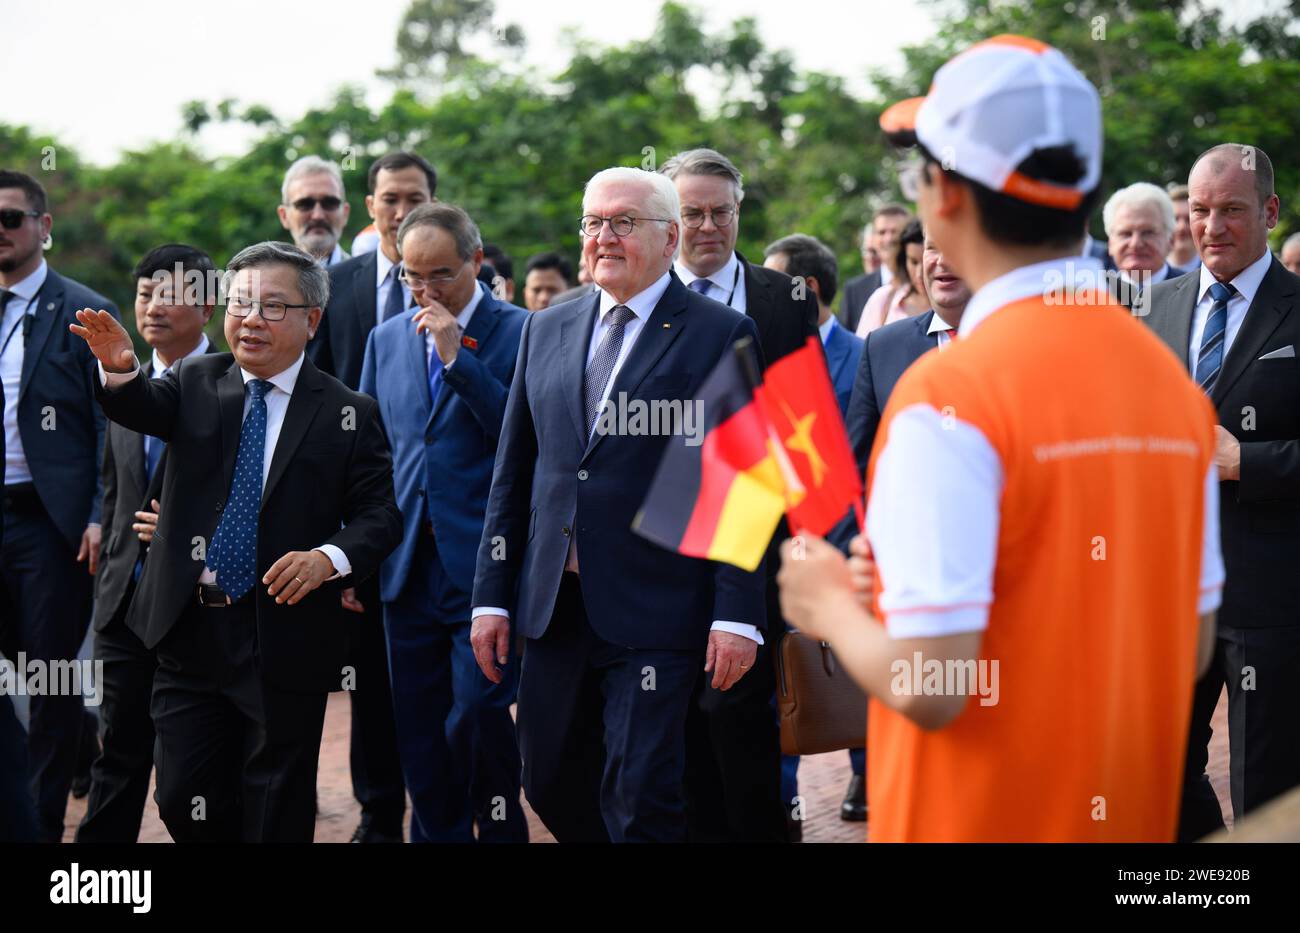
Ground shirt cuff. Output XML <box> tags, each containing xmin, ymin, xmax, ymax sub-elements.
<box><xmin>313</xmin><ymin>545</ymin><xmax>351</xmax><ymax>580</ymax></box>
<box><xmin>1197</xmin><ymin>584</ymin><xmax>1223</xmax><ymax>614</ymax></box>
<box><xmin>98</xmin><ymin>359</ymin><xmax>141</xmax><ymax>387</ymax></box>
<box><xmin>882</xmin><ymin>604</ymin><xmax>989</xmax><ymax>639</ymax></box>
<box><xmin>710</xmin><ymin>620</ymin><xmax>764</xmax><ymax>645</ymax></box>
<box><xmin>472</xmin><ymin>606</ymin><xmax>510</xmax><ymax>621</ymax></box>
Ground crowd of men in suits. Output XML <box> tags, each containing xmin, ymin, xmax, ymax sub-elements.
<box><xmin>2</xmin><ymin>77</ymin><xmax>1299</xmax><ymax>842</ymax></box>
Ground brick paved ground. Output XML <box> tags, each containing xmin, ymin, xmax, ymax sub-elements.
<box><xmin>63</xmin><ymin>689</ymin><xmax>1233</xmax><ymax>843</ymax></box>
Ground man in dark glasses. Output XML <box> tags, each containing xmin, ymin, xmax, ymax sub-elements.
<box><xmin>0</xmin><ymin>168</ymin><xmax>120</xmax><ymax>842</ymax></box>
<box><xmin>277</xmin><ymin>156</ymin><xmax>351</xmax><ymax>267</ymax></box>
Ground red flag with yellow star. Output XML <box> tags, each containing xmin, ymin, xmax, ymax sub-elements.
<box><xmin>754</xmin><ymin>336</ymin><xmax>862</xmax><ymax>535</ymax></box>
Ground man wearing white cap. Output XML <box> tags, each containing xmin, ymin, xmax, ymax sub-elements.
<box><xmin>776</xmin><ymin>35</ymin><xmax>1223</xmax><ymax>841</ymax></box>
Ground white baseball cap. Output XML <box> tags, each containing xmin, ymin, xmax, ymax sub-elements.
<box><xmin>881</xmin><ymin>35</ymin><xmax>1102</xmax><ymax>211</ymax></box>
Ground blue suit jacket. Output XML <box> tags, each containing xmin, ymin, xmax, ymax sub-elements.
<box><xmin>471</xmin><ymin>273</ymin><xmax>767</xmax><ymax>649</ymax></box>
<box><xmin>15</xmin><ymin>268</ymin><xmax>120</xmax><ymax>547</ymax></box>
<box><xmin>823</xmin><ymin>320</ymin><xmax>864</xmax><ymax>416</ymax></box>
<box><xmin>360</xmin><ymin>284</ymin><xmax>527</xmax><ymax>605</ymax></box>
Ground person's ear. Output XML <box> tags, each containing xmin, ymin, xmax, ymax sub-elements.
<box><xmin>306</xmin><ymin>306</ymin><xmax>323</xmax><ymax>337</ymax></box>
<box><xmin>364</xmin><ymin>194</ymin><xmax>376</xmax><ymax>220</ymax></box>
<box><xmin>340</xmin><ymin>200</ymin><xmax>351</xmax><ymax>225</ymax></box>
<box><xmin>1265</xmin><ymin>193</ymin><xmax>1280</xmax><ymax>230</ymax></box>
<box><xmin>276</xmin><ymin>204</ymin><xmax>291</xmax><ymax>230</ymax></box>
<box><xmin>201</xmin><ymin>300</ymin><xmax>216</xmax><ymax>325</ymax></box>
<box><xmin>664</xmin><ymin>221</ymin><xmax>680</xmax><ymax>257</ymax></box>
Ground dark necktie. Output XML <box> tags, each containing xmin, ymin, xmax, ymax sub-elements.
<box><xmin>1195</xmin><ymin>282</ymin><xmax>1235</xmax><ymax>392</ymax></box>
<box><xmin>428</xmin><ymin>342</ymin><xmax>444</xmax><ymax>407</ymax></box>
<box><xmin>584</xmin><ymin>304</ymin><xmax>636</xmax><ymax>435</ymax></box>
<box><xmin>142</xmin><ymin>366</ymin><xmax>170</xmax><ymax>483</ymax></box>
<box><xmin>0</xmin><ymin>288</ymin><xmax>13</xmax><ymax>315</ymax></box>
<box><xmin>688</xmin><ymin>278</ymin><xmax>711</xmax><ymax>297</ymax></box>
<box><xmin>381</xmin><ymin>265</ymin><xmax>409</xmax><ymax>323</ymax></box>
<box><xmin>207</xmin><ymin>379</ymin><xmax>272</xmax><ymax>601</ymax></box>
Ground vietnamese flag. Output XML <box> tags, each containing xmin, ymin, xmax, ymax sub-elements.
<box><xmin>755</xmin><ymin>336</ymin><xmax>862</xmax><ymax>535</ymax></box>
<box><xmin>632</xmin><ymin>339</ymin><xmax>789</xmax><ymax>572</ymax></box>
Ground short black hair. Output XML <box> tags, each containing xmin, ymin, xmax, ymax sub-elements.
<box><xmin>366</xmin><ymin>152</ymin><xmax>438</xmax><ymax>196</ymax></box>
<box><xmin>763</xmin><ymin>234</ymin><xmax>838</xmax><ymax>305</ymax></box>
<box><xmin>133</xmin><ymin>243</ymin><xmax>217</xmax><ymax>301</ymax></box>
<box><xmin>0</xmin><ymin>170</ymin><xmax>48</xmax><ymax>214</ymax></box>
<box><xmin>482</xmin><ymin>244</ymin><xmax>513</xmax><ymax>282</ymax></box>
<box><xmin>920</xmin><ymin>143</ymin><xmax>1099</xmax><ymax>249</ymax></box>
<box><xmin>894</xmin><ymin>217</ymin><xmax>925</xmax><ymax>280</ymax></box>
<box><xmin>524</xmin><ymin>251</ymin><xmax>573</xmax><ymax>284</ymax></box>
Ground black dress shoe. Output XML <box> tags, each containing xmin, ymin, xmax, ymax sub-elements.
<box><xmin>840</xmin><ymin>774</ymin><xmax>867</xmax><ymax>822</ymax></box>
<box><xmin>350</xmin><ymin>813</ymin><xmax>404</xmax><ymax>843</ymax></box>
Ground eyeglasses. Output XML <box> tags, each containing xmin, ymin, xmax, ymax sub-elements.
<box><xmin>680</xmin><ymin>206</ymin><xmax>736</xmax><ymax>229</ymax></box>
<box><xmin>289</xmin><ymin>196</ymin><xmax>343</xmax><ymax>212</ymax></box>
<box><xmin>399</xmin><ymin>266</ymin><xmax>466</xmax><ymax>289</ymax></box>
<box><xmin>579</xmin><ymin>214</ymin><xmax>673</xmax><ymax>238</ymax></box>
<box><xmin>0</xmin><ymin>209</ymin><xmax>41</xmax><ymax>230</ymax></box>
<box><xmin>224</xmin><ymin>297</ymin><xmax>314</xmax><ymax>321</ymax></box>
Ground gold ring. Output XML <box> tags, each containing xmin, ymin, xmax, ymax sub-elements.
<box><xmin>294</xmin><ymin>576</ymin><xmax>304</xmax><ymax>584</ymax></box>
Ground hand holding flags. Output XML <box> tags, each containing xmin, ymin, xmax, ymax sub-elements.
<box><xmin>634</xmin><ymin>336</ymin><xmax>862</xmax><ymax>571</ymax></box>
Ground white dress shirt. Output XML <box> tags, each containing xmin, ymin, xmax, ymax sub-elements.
<box><xmin>425</xmin><ymin>281</ymin><xmax>484</xmax><ymax>373</ymax></box>
<box><xmin>927</xmin><ymin>310</ymin><xmax>955</xmax><ymax>349</ymax></box>
<box><xmin>472</xmin><ymin>270</ymin><xmax>762</xmax><ymax>644</ymax></box>
<box><xmin>1187</xmin><ymin>248</ymin><xmax>1273</xmax><ymax>373</ymax></box>
<box><xmin>879</xmin><ymin>263</ymin><xmax>894</xmax><ymax>288</ymax></box>
<box><xmin>2</xmin><ymin>259</ymin><xmax>48</xmax><ymax>485</ymax></box>
<box><xmin>674</xmin><ymin>252</ymin><xmax>747</xmax><ymax>312</ymax></box>
<box><xmin>100</xmin><ymin>351</ymin><xmax>351</xmax><ymax>584</ymax></box>
<box><xmin>376</xmin><ymin>249</ymin><xmax>414</xmax><ymax>322</ymax></box>
<box><xmin>818</xmin><ymin>316</ymin><xmax>836</xmax><ymax>346</ymax></box>
<box><xmin>1117</xmin><ymin>263</ymin><xmax>1172</xmax><ymax>289</ymax></box>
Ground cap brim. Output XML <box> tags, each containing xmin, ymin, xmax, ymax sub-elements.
<box><xmin>879</xmin><ymin>96</ymin><xmax>924</xmax><ymax>147</ymax></box>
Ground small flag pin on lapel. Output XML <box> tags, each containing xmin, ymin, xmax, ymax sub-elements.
<box><xmin>662</xmin><ymin>323</ymin><xmax>671</xmax><ymax>329</ymax></box>
<box><xmin>461</xmin><ymin>335</ymin><xmax>479</xmax><ymax>350</ymax></box>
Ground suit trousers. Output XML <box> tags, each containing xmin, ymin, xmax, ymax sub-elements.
<box><xmin>75</xmin><ymin>604</ymin><xmax>157</xmax><ymax>843</ymax></box>
<box><xmin>347</xmin><ymin>574</ymin><xmax>406</xmax><ymax>830</ymax></box>
<box><xmin>682</xmin><ymin>576</ymin><xmax>787</xmax><ymax>842</ymax></box>
<box><xmin>1179</xmin><ymin>622</ymin><xmax>1300</xmax><ymax>840</ymax></box>
<box><xmin>150</xmin><ymin>600</ymin><xmax>328</xmax><ymax>843</ymax></box>
<box><xmin>517</xmin><ymin>572</ymin><xmax>701</xmax><ymax>843</ymax></box>
<box><xmin>0</xmin><ymin>491</ymin><xmax>93</xmax><ymax>842</ymax></box>
<box><xmin>0</xmin><ymin>693</ymin><xmax>39</xmax><ymax>841</ymax></box>
<box><xmin>383</xmin><ymin>529</ymin><xmax>526</xmax><ymax>842</ymax></box>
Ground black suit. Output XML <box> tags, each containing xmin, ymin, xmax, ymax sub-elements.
<box><xmin>681</xmin><ymin>254</ymin><xmax>818</xmax><ymax>843</ymax></box>
<box><xmin>306</xmin><ymin>249</ymin><xmax>408</xmax><ymax>834</ymax></box>
<box><xmin>839</xmin><ymin>270</ymin><xmax>882</xmax><ymax>332</ymax></box>
<box><xmin>0</xmin><ymin>266</ymin><xmax>118</xmax><ymax>842</ymax></box>
<box><xmin>1144</xmin><ymin>257</ymin><xmax>1300</xmax><ymax>837</ymax></box>
<box><xmin>76</xmin><ymin>344</ymin><xmax>217</xmax><ymax>843</ymax></box>
<box><xmin>95</xmin><ymin>352</ymin><xmax>402</xmax><ymax>841</ymax></box>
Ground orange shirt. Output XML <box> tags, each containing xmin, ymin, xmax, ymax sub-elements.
<box><xmin>864</xmin><ymin>257</ymin><xmax>1222</xmax><ymax>842</ymax></box>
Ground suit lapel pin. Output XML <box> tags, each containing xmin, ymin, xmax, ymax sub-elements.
<box><xmin>662</xmin><ymin>323</ymin><xmax>671</xmax><ymax>329</ymax></box>
<box><xmin>461</xmin><ymin>335</ymin><xmax>479</xmax><ymax>350</ymax></box>
<box><xmin>47</xmin><ymin>302</ymin><xmax>55</xmax><ymax>311</ymax></box>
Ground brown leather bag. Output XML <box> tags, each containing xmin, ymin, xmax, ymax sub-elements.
<box><xmin>776</xmin><ymin>631</ymin><xmax>868</xmax><ymax>756</ymax></box>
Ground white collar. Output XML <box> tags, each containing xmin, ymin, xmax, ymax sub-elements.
<box><xmin>926</xmin><ymin>311</ymin><xmax>955</xmax><ymax>335</ymax></box>
<box><xmin>598</xmin><ymin>271</ymin><xmax>672</xmax><ymax>323</ymax></box>
<box><xmin>3</xmin><ymin>258</ymin><xmax>48</xmax><ymax>301</ymax></box>
<box><xmin>376</xmin><ymin>248</ymin><xmax>400</xmax><ymax>287</ymax></box>
<box><xmin>326</xmin><ymin>244</ymin><xmax>346</xmax><ymax>267</ymax></box>
<box><xmin>1117</xmin><ymin>263</ymin><xmax>1171</xmax><ymax>287</ymax></box>
<box><xmin>240</xmin><ymin>351</ymin><xmax>305</xmax><ymax>396</ymax></box>
<box><xmin>674</xmin><ymin>251</ymin><xmax>740</xmax><ymax>294</ymax></box>
<box><xmin>879</xmin><ymin>263</ymin><xmax>893</xmax><ymax>286</ymax></box>
<box><xmin>818</xmin><ymin>316</ymin><xmax>836</xmax><ymax>344</ymax></box>
<box><xmin>959</xmin><ymin>256</ymin><xmax>1104</xmax><ymax>338</ymax></box>
<box><xmin>1196</xmin><ymin>248</ymin><xmax>1272</xmax><ymax>307</ymax></box>
<box><xmin>150</xmin><ymin>333</ymin><xmax>209</xmax><ymax>377</ymax></box>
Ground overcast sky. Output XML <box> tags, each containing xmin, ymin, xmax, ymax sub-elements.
<box><xmin>9</xmin><ymin>0</ymin><xmax>1281</xmax><ymax>165</ymax></box>
<box><xmin>8</xmin><ymin>0</ymin><xmax>938</xmax><ymax>164</ymax></box>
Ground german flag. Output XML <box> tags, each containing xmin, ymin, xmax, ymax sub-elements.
<box><xmin>634</xmin><ymin>336</ymin><xmax>861</xmax><ymax>571</ymax></box>
<box><xmin>632</xmin><ymin>339</ymin><xmax>789</xmax><ymax>572</ymax></box>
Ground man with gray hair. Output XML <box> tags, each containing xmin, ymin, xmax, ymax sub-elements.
<box><xmin>277</xmin><ymin>156</ymin><xmax>352</xmax><ymax>266</ymax></box>
<box><xmin>71</xmin><ymin>241</ymin><xmax>402</xmax><ymax>841</ymax></box>
<box><xmin>360</xmin><ymin>203</ymin><xmax>529</xmax><ymax>842</ymax></box>
<box><xmin>1103</xmin><ymin>182</ymin><xmax>1185</xmax><ymax>301</ymax></box>
<box><xmin>469</xmin><ymin>167</ymin><xmax>765</xmax><ymax>842</ymax></box>
<box><xmin>660</xmin><ymin>147</ymin><xmax>817</xmax><ymax>843</ymax></box>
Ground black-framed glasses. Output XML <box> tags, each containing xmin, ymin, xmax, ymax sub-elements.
<box><xmin>680</xmin><ymin>206</ymin><xmax>736</xmax><ymax>229</ymax></box>
<box><xmin>224</xmin><ymin>297</ymin><xmax>314</xmax><ymax>321</ymax></box>
<box><xmin>579</xmin><ymin>214</ymin><xmax>673</xmax><ymax>237</ymax></box>
<box><xmin>0</xmin><ymin>209</ymin><xmax>41</xmax><ymax>230</ymax></box>
<box><xmin>289</xmin><ymin>196</ymin><xmax>343</xmax><ymax>212</ymax></box>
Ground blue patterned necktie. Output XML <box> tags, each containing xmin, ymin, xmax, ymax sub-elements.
<box><xmin>428</xmin><ymin>341</ymin><xmax>444</xmax><ymax>407</ymax></box>
<box><xmin>688</xmin><ymin>278</ymin><xmax>711</xmax><ymax>297</ymax></box>
<box><xmin>584</xmin><ymin>304</ymin><xmax>636</xmax><ymax>435</ymax></box>
<box><xmin>1195</xmin><ymin>281</ymin><xmax>1235</xmax><ymax>392</ymax></box>
<box><xmin>208</xmin><ymin>379</ymin><xmax>272</xmax><ymax>601</ymax></box>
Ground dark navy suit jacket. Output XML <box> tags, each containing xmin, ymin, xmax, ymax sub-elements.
<box><xmin>308</xmin><ymin>250</ymin><xmax>380</xmax><ymax>389</ymax></box>
<box><xmin>472</xmin><ymin>273</ymin><xmax>767</xmax><ymax>649</ymax></box>
<box><xmin>823</xmin><ymin>320</ymin><xmax>864</xmax><ymax>417</ymax></box>
<box><xmin>360</xmin><ymin>283</ymin><xmax>527</xmax><ymax>608</ymax></box>
<box><xmin>15</xmin><ymin>267</ymin><xmax>119</xmax><ymax>547</ymax></box>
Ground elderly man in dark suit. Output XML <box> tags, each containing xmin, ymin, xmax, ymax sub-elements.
<box><xmin>307</xmin><ymin>150</ymin><xmax>437</xmax><ymax>841</ymax></box>
<box><xmin>1102</xmin><ymin>182</ymin><xmax>1185</xmax><ymax>310</ymax></box>
<box><xmin>0</xmin><ymin>169</ymin><xmax>119</xmax><ymax>842</ymax></box>
<box><xmin>75</xmin><ymin>244</ymin><xmax>218</xmax><ymax>843</ymax></box>
<box><xmin>470</xmin><ymin>167</ymin><xmax>766</xmax><ymax>843</ymax></box>
<box><xmin>1143</xmin><ymin>144</ymin><xmax>1300</xmax><ymax>839</ymax></box>
<box><xmin>840</xmin><ymin>205</ymin><xmax>911</xmax><ymax>332</ymax></box>
<box><xmin>71</xmin><ymin>241</ymin><xmax>402</xmax><ymax>842</ymax></box>
<box><xmin>659</xmin><ymin>147</ymin><xmax>817</xmax><ymax>843</ymax></box>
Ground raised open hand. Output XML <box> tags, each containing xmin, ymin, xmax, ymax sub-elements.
<box><xmin>69</xmin><ymin>308</ymin><xmax>136</xmax><ymax>373</ymax></box>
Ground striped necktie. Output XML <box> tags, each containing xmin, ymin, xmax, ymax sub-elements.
<box><xmin>1195</xmin><ymin>281</ymin><xmax>1235</xmax><ymax>392</ymax></box>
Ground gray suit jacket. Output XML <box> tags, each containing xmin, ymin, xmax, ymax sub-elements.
<box><xmin>1143</xmin><ymin>257</ymin><xmax>1300</xmax><ymax>628</ymax></box>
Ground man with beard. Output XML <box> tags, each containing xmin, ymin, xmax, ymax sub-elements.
<box><xmin>278</xmin><ymin>157</ymin><xmax>352</xmax><ymax>267</ymax></box>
